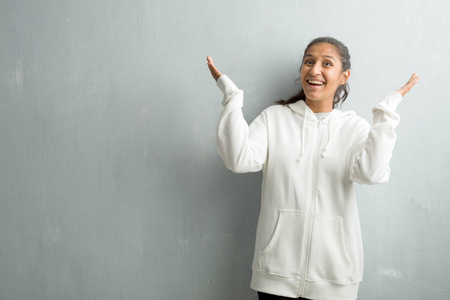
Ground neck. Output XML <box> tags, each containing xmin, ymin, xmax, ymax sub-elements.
<box><xmin>304</xmin><ymin>99</ymin><xmax>333</xmax><ymax>113</ymax></box>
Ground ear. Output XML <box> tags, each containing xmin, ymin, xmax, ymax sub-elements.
<box><xmin>340</xmin><ymin>69</ymin><xmax>350</xmax><ymax>85</ymax></box>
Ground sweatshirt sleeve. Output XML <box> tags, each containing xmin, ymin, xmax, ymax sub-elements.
<box><xmin>349</xmin><ymin>91</ymin><xmax>402</xmax><ymax>184</ymax></box>
<box><xmin>216</xmin><ymin>75</ymin><xmax>268</xmax><ymax>173</ymax></box>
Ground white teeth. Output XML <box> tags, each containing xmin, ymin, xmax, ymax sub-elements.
<box><xmin>308</xmin><ymin>80</ymin><xmax>324</xmax><ymax>85</ymax></box>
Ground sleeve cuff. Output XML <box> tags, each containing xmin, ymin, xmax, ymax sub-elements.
<box><xmin>372</xmin><ymin>91</ymin><xmax>403</xmax><ymax>114</ymax></box>
<box><xmin>216</xmin><ymin>75</ymin><xmax>239</xmax><ymax>96</ymax></box>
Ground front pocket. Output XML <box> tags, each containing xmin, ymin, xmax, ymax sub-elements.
<box><xmin>259</xmin><ymin>210</ymin><xmax>307</xmax><ymax>277</ymax></box>
<box><xmin>306</xmin><ymin>213</ymin><xmax>354</xmax><ymax>283</ymax></box>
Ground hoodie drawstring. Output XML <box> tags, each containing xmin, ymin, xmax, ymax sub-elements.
<box><xmin>297</xmin><ymin>109</ymin><xmax>333</xmax><ymax>161</ymax></box>
<box><xmin>321</xmin><ymin>118</ymin><xmax>332</xmax><ymax>158</ymax></box>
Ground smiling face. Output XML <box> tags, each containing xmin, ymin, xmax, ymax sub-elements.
<box><xmin>300</xmin><ymin>42</ymin><xmax>350</xmax><ymax>112</ymax></box>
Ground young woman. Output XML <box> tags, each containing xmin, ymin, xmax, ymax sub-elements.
<box><xmin>207</xmin><ymin>37</ymin><xmax>420</xmax><ymax>300</ymax></box>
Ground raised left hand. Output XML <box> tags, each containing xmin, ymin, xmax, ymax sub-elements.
<box><xmin>397</xmin><ymin>73</ymin><xmax>421</xmax><ymax>97</ymax></box>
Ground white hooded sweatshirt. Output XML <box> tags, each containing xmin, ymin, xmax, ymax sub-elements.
<box><xmin>216</xmin><ymin>75</ymin><xmax>402</xmax><ymax>300</ymax></box>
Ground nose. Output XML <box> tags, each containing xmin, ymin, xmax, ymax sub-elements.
<box><xmin>309</xmin><ymin>62</ymin><xmax>321</xmax><ymax>75</ymax></box>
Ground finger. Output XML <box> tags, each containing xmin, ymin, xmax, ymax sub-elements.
<box><xmin>406</xmin><ymin>73</ymin><xmax>420</xmax><ymax>86</ymax></box>
<box><xmin>397</xmin><ymin>73</ymin><xmax>420</xmax><ymax>97</ymax></box>
<box><xmin>206</xmin><ymin>56</ymin><xmax>214</xmax><ymax>66</ymax></box>
<box><xmin>206</xmin><ymin>57</ymin><xmax>217</xmax><ymax>70</ymax></box>
<box><xmin>207</xmin><ymin>62</ymin><xmax>219</xmax><ymax>74</ymax></box>
<box><xmin>403</xmin><ymin>75</ymin><xmax>420</xmax><ymax>92</ymax></box>
<box><xmin>207</xmin><ymin>58</ymin><xmax>219</xmax><ymax>71</ymax></box>
<box><xmin>206</xmin><ymin>56</ymin><xmax>222</xmax><ymax>81</ymax></box>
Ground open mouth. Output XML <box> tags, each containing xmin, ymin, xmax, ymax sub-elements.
<box><xmin>306</xmin><ymin>79</ymin><xmax>325</xmax><ymax>87</ymax></box>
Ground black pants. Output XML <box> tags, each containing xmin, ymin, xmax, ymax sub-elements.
<box><xmin>258</xmin><ymin>291</ymin><xmax>312</xmax><ymax>300</ymax></box>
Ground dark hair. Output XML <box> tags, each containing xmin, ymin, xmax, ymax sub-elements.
<box><xmin>277</xmin><ymin>37</ymin><xmax>351</xmax><ymax>108</ymax></box>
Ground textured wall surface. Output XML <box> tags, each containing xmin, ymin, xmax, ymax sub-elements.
<box><xmin>1</xmin><ymin>0</ymin><xmax>449</xmax><ymax>299</ymax></box>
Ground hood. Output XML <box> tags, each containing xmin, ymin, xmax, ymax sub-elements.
<box><xmin>287</xmin><ymin>100</ymin><xmax>356</xmax><ymax>122</ymax></box>
<box><xmin>287</xmin><ymin>100</ymin><xmax>357</xmax><ymax>160</ymax></box>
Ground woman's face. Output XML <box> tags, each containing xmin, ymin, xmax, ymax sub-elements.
<box><xmin>300</xmin><ymin>43</ymin><xmax>350</xmax><ymax>109</ymax></box>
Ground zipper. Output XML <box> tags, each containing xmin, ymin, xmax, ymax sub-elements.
<box><xmin>298</xmin><ymin>118</ymin><xmax>324</xmax><ymax>297</ymax></box>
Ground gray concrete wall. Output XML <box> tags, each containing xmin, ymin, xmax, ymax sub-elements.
<box><xmin>1</xmin><ymin>0</ymin><xmax>449</xmax><ymax>299</ymax></box>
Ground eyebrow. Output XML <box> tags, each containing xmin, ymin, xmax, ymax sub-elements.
<box><xmin>304</xmin><ymin>54</ymin><xmax>336</xmax><ymax>61</ymax></box>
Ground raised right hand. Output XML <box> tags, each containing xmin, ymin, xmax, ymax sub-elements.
<box><xmin>206</xmin><ymin>56</ymin><xmax>222</xmax><ymax>82</ymax></box>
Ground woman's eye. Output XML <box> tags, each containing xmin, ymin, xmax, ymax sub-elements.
<box><xmin>304</xmin><ymin>60</ymin><xmax>313</xmax><ymax>65</ymax></box>
<box><xmin>324</xmin><ymin>62</ymin><xmax>332</xmax><ymax>66</ymax></box>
